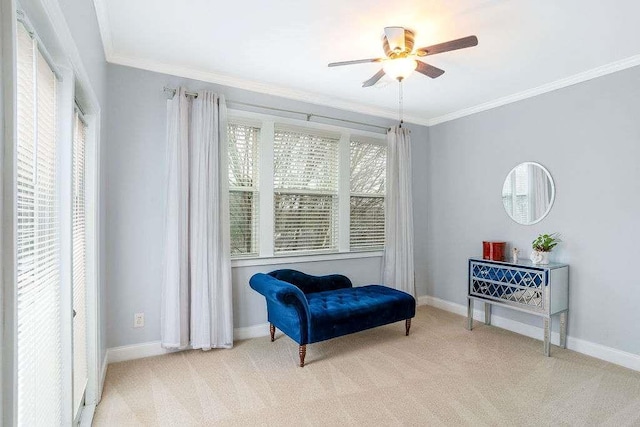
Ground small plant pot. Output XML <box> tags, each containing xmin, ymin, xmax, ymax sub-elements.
<box><xmin>530</xmin><ymin>250</ymin><xmax>550</xmax><ymax>265</ymax></box>
<box><xmin>539</xmin><ymin>252</ymin><xmax>550</xmax><ymax>265</ymax></box>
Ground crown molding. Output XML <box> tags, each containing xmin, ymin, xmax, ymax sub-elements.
<box><xmin>102</xmin><ymin>50</ymin><xmax>640</xmax><ymax>130</ymax></box>
<box><xmin>107</xmin><ymin>53</ymin><xmax>431</xmax><ymax>126</ymax></box>
<box><xmin>426</xmin><ymin>54</ymin><xmax>640</xmax><ymax>126</ymax></box>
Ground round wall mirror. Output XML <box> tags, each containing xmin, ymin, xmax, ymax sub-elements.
<box><xmin>502</xmin><ymin>162</ymin><xmax>555</xmax><ymax>225</ymax></box>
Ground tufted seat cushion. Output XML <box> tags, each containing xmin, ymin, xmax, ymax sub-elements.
<box><xmin>305</xmin><ymin>285</ymin><xmax>416</xmax><ymax>343</ymax></box>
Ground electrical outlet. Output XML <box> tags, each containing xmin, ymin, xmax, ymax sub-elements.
<box><xmin>134</xmin><ymin>312</ymin><xmax>144</xmax><ymax>328</ymax></box>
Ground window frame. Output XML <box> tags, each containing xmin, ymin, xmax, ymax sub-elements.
<box><xmin>227</xmin><ymin>110</ymin><xmax>386</xmax><ymax>266</ymax></box>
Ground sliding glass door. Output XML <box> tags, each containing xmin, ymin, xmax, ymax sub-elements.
<box><xmin>14</xmin><ymin>18</ymin><xmax>91</xmax><ymax>425</ymax></box>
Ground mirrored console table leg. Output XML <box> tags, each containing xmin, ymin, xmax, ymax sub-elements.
<box><xmin>560</xmin><ymin>311</ymin><xmax>567</xmax><ymax>349</ymax></box>
<box><xmin>467</xmin><ymin>298</ymin><xmax>474</xmax><ymax>330</ymax></box>
<box><xmin>543</xmin><ymin>317</ymin><xmax>551</xmax><ymax>357</ymax></box>
<box><xmin>484</xmin><ymin>303</ymin><xmax>491</xmax><ymax>325</ymax></box>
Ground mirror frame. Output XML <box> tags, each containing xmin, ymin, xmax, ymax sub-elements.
<box><xmin>502</xmin><ymin>162</ymin><xmax>556</xmax><ymax>226</ymax></box>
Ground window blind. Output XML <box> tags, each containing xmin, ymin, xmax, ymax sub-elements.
<box><xmin>274</xmin><ymin>128</ymin><xmax>339</xmax><ymax>253</ymax></box>
<box><xmin>16</xmin><ymin>22</ymin><xmax>63</xmax><ymax>425</ymax></box>
<box><xmin>350</xmin><ymin>140</ymin><xmax>386</xmax><ymax>250</ymax></box>
<box><xmin>228</xmin><ymin>123</ymin><xmax>259</xmax><ymax>256</ymax></box>
<box><xmin>72</xmin><ymin>111</ymin><xmax>88</xmax><ymax>414</ymax></box>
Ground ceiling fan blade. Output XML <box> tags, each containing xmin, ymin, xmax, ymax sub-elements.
<box><xmin>362</xmin><ymin>69</ymin><xmax>386</xmax><ymax>87</ymax></box>
<box><xmin>416</xmin><ymin>61</ymin><xmax>445</xmax><ymax>79</ymax></box>
<box><xmin>384</xmin><ymin>27</ymin><xmax>406</xmax><ymax>53</ymax></box>
<box><xmin>328</xmin><ymin>58</ymin><xmax>382</xmax><ymax>67</ymax></box>
<box><xmin>416</xmin><ymin>35</ymin><xmax>478</xmax><ymax>56</ymax></box>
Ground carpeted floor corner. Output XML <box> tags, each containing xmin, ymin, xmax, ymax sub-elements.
<box><xmin>93</xmin><ymin>306</ymin><xmax>640</xmax><ymax>426</ymax></box>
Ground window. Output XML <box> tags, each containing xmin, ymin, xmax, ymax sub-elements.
<box><xmin>16</xmin><ymin>22</ymin><xmax>62</xmax><ymax>424</ymax></box>
<box><xmin>226</xmin><ymin>114</ymin><xmax>385</xmax><ymax>260</ymax></box>
<box><xmin>350</xmin><ymin>140</ymin><xmax>386</xmax><ymax>250</ymax></box>
<box><xmin>228</xmin><ymin>123</ymin><xmax>260</xmax><ymax>256</ymax></box>
<box><xmin>273</xmin><ymin>127</ymin><xmax>339</xmax><ymax>254</ymax></box>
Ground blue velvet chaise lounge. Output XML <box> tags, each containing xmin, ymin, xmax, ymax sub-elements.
<box><xmin>250</xmin><ymin>269</ymin><xmax>416</xmax><ymax>367</ymax></box>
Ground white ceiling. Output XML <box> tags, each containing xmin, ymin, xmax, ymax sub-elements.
<box><xmin>94</xmin><ymin>0</ymin><xmax>640</xmax><ymax>125</ymax></box>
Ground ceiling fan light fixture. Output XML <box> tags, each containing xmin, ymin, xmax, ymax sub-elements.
<box><xmin>328</xmin><ymin>27</ymin><xmax>478</xmax><ymax>86</ymax></box>
<box><xmin>382</xmin><ymin>57</ymin><xmax>417</xmax><ymax>81</ymax></box>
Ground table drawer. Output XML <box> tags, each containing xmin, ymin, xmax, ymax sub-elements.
<box><xmin>470</xmin><ymin>263</ymin><xmax>544</xmax><ymax>287</ymax></box>
<box><xmin>470</xmin><ymin>278</ymin><xmax>544</xmax><ymax>310</ymax></box>
<box><xmin>469</xmin><ymin>261</ymin><xmax>547</xmax><ymax>311</ymax></box>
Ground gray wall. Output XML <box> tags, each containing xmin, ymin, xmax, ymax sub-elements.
<box><xmin>427</xmin><ymin>66</ymin><xmax>640</xmax><ymax>355</ymax></box>
<box><xmin>57</xmin><ymin>0</ymin><xmax>109</xmax><ymax>366</ymax></box>
<box><xmin>105</xmin><ymin>64</ymin><xmax>429</xmax><ymax>348</ymax></box>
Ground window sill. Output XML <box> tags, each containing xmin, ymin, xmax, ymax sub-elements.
<box><xmin>231</xmin><ymin>250</ymin><xmax>384</xmax><ymax>268</ymax></box>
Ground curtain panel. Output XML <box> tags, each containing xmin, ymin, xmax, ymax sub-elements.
<box><xmin>383</xmin><ymin>126</ymin><xmax>415</xmax><ymax>297</ymax></box>
<box><xmin>161</xmin><ymin>88</ymin><xmax>233</xmax><ymax>350</ymax></box>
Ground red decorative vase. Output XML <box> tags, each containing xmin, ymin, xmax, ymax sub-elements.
<box><xmin>483</xmin><ymin>241</ymin><xmax>506</xmax><ymax>261</ymax></box>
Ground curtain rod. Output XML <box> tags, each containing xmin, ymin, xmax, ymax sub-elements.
<box><xmin>17</xmin><ymin>10</ymin><xmax>63</xmax><ymax>81</ymax></box>
<box><xmin>163</xmin><ymin>87</ymin><xmax>390</xmax><ymax>133</ymax></box>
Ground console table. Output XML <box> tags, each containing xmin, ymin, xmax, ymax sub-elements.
<box><xmin>467</xmin><ymin>257</ymin><xmax>569</xmax><ymax>356</ymax></box>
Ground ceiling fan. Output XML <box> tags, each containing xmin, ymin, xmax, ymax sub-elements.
<box><xmin>328</xmin><ymin>27</ymin><xmax>478</xmax><ymax>87</ymax></box>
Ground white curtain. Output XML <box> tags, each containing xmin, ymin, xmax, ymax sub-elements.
<box><xmin>161</xmin><ymin>87</ymin><xmax>190</xmax><ymax>349</ymax></box>
<box><xmin>162</xmin><ymin>88</ymin><xmax>234</xmax><ymax>350</ymax></box>
<box><xmin>383</xmin><ymin>126</ymin><xmax>415</xmax><ymax>297</ymax></box>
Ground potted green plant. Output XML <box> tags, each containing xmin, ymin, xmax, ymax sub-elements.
<box><xmin>530</xmin><ymin>233</ymin><xmax>561</xmax><ymax>265</ymax></box>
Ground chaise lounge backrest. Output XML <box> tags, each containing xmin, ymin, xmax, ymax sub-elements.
<box><xmin>267</xmin><ymin>269</ymin><xmax>353</xmax><ymax>294</ymax></box>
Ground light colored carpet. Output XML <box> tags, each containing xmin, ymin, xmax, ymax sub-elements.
<box><xmin>94</xmin><ymin>306</ymin><xmax>640</xmax><ymax>426</ymax></box>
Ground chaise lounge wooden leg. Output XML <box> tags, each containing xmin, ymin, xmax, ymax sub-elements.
<box><xmin>299</xmin><ymin>345</ymin><xmax>306</xmax><ymax>367</ymax></box>
<box><xmin>270</xmin><ymin>324</ymin><xmax>275</xmax><ymax>342</ymax></box>
<box><xmin>405</xmin><ymin>318</ymin><xmax>411</xmax><ymax>336</ymax></box>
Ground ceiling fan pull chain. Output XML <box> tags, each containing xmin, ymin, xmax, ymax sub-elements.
<box><xmin>399</xmin><ymin>79</ymin><xmax>404</xmax><ymax>128</ymax></box>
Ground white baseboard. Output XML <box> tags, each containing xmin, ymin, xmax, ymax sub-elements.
<box><xmin>107</xmin><ymin>341</ymin><xmax>174</xmax><ymax>364</ymax></box>
<box><xmin>106</xmin><ymin>323</ymin><xmax>271</xmax><ymax>364</ymax></box>
<box><xmin>105</xmin><ymin>297</ymin><xmax>640</xmax><ymax>372</ymax></box>
<box><xmin>421</xmin><ymin>295</ymin><xmax>640</xmax><ymax>372</ymax></box>
<box><xmin>234</xmin><ymin>322</ymin><xmax>270</xmax><ymax>340</ymax></box>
